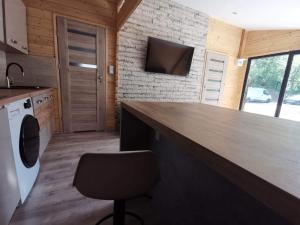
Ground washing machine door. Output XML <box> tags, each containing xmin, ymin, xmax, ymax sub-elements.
<box><xmin>19</xmin><ymin>115</ymin><xmax>40</xmax><ymax>168</ymax></box>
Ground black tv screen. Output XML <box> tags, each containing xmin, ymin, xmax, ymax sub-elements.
<box><xmin>145</xmin><ymin>37</ymin><xmax>194</xmax><ymax>76</ymax></box>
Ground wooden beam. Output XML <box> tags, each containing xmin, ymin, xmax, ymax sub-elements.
<box><xmin>117</xmin><ymin>0</ymin><xmax>142</xmax><ymax>30</ymax></box>
<box><xmin>238</xmin><ymin>29</ymin><xmax>248</xmax><ymax>58</ymax></box>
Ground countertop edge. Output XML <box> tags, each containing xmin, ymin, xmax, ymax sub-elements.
<box><xmin>0</xmin><ymin>88</ymin><xmax>54</xmax><ymax>106</ymax></box>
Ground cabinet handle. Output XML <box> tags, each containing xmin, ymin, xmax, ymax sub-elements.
<box><xmin>10</xmin><ymin>39</ymin><xmax>18</xmax><ymax>44</ymax></box>
<box><xmin>22</xmin><ymin>46</ymin><xmax>28</xmax><ymax>50</ymax></box>
<box><xmin>36</xmin><ymin>100</ymin><xmax>43</xmax><ymax>105</ymax></box>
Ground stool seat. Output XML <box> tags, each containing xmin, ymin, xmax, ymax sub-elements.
<box><xmin>73</xmin><ymin>150</ymin><xmax>159</xmax><ymax>225</ymax></box>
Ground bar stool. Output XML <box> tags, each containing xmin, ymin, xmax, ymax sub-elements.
<box><xmin>73</xmin><ymin>150</ymin><xmax>159</xmax><ymax>225</ymax></box>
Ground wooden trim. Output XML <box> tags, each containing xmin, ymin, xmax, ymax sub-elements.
<box><xmin>117</xmin><ymin>0</ymin><xmax>142</xmax><ymax>30</ymax></box>
<box><xmin>53</xmin><ymin>14</ymin><xmax>63</xmax><ymax>133</ymax></box>
<box><xmin>96</xmin><ymin>26</ymin><xmax>106</xmax><ymax>131</ymax></box>
<box><xmin>56</xmin><ymin>16</ymin><xmax>71</xmax><ymax>133</ymax></box>
<box><xmin>117</xmin><ymin>0</ymin><xmax>125</xmax><ymax>13</ymax></box>
<box><xmin>238</xmin><ymin>29</ymin><xmax>248</xmax><ymax>58</ymax></box>
<box><xmin>56</xmin><ymin>16</ymin><xmax>108</xmax><ymax>132</ymax></box>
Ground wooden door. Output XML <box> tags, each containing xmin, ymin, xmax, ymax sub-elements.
<box><xmin>57</xmin><ymin>17</ymin><xmax>106</xmax><ymax>133</ymax></box>
<box><xmin>201</xmin><ymin>51</ymin><xmax>228</xmax><ymax>106</ymax></box>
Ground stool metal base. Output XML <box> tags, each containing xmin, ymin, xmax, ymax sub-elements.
<box><xmin>95</xmin><ymin>212</ymin><xmax>144</xmax><ymax>225</ymax></box>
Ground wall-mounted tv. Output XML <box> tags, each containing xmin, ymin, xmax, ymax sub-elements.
<box><xmin>145</xmin><ymin>37</ymin><xmax>194</xmax><ymax>76</ymax></box>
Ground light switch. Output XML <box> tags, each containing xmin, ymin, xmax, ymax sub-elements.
<box><xmin>108</xmin><ymin>65</ymin><xmax>115</xmax><ymax>75</ymax></box>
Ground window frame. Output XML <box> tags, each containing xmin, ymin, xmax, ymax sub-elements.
<box><xmin>239</xmin><ymin>50</ymin><xmax>300</xmax><ymax>118</ymax></box>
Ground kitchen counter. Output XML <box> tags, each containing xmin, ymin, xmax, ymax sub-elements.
<box><xmin>121</xmin><ymin>101</ymin><xmax>300</xmax><ymax>225</ymax></box>
<box><xmin>0</xmin><ymin>88</ymin><xmax>54</xmax><ymax>106</ymax></box>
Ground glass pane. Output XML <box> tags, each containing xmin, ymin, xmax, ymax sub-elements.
<box><xmin>241</xmin><ymin>54</ymin><xmax>289</xmax><ymax>117</ymax></box>
<box><xmin>280</xmin><ymin>54</ymin><xmax>300</xmax><ymax>122</ymax></box>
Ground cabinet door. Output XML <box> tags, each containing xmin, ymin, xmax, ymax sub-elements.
<box><xmin>5</xmin><ymin>0</ymin><xmax>28</xmax><ymax>54</ymax></box>
<box><xmin>0</xmin><ymin>0</ymin><xmax>4</xmax><ymax>43</ymax></box>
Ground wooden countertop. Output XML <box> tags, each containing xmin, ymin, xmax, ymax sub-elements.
<box><xmin>0</xmin><ymin>88</ymin><xmax>54</xmax><ymax>106</ymax></box>
<box><xmin>122</xmin><ymin>101</ymin><xmax>300</xmax><ymax>224</ymax></box>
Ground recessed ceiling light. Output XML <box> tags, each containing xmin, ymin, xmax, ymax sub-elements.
<box><xmin>232</xmin><ymin>12</ymin><xmax>238</xmax><ymax>15</ymax></box>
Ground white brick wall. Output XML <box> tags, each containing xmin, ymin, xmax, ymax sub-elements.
<box><xmin>117</xmin><ymin>0</ymin><xmax>209</xmax><ymax>103</ymax></box>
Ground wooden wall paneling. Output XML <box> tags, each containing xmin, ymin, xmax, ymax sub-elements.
<box><xmin>26</xmin><ymin>7</ymin><xmax>55</xmax><ymax>57</ymax></box>
<box><xmin>241</xmin><ymin>30</ymin><xmax>300</xmax><ymax>58</ymax></box>
<box><xmin>117</xmin><ymin>0</ymin><xmax>142</xmax><ymax>30</ymax></box>
<box><xmin>23</xmin><ymin>0</ymin><xmax>116</xmax><ymax>27</ymax></box>
<box><xmin>206</xmin><ymin>18</ymin><xmax>244</xmax><ymax>110</ymax></box>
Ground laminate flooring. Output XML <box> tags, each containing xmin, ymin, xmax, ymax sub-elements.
<box><xmin>9</xmin><ymin>132</ymin><xmax>159</xmax><ymax>225</ymax></box>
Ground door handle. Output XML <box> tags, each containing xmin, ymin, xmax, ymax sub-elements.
<box><xmin>98</xmin><ymin>75</ymin><xmax>103</xmax><ymax>83</ymax></box>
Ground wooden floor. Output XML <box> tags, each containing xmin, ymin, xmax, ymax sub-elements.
<box><xmin>10</xmin><ymin>132</ymin><xmax>158</xmax><ymax>225</ymax></box>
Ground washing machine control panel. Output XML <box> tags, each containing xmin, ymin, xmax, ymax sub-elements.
<box><xmin>23</xmin><ymin>99</ymin><xmax>32</xmax><ymax>109</ymax></box>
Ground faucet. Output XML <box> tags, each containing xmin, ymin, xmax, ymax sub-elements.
<box><xmin>6</xmin><ymin>62</ymin><xmax>24</xmax><ymax>88</ymax></box>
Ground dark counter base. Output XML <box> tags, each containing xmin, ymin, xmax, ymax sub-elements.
<box><xmin>120</xmin><ymin>108</ymin><xmax>291</xmax><ymax>225</ymax></box>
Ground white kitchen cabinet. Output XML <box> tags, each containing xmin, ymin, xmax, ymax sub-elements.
<box><xmin>0</xmin><ymin>0</ymin><xmax>5</xmax><ymax>43</ymax></box>
<box><xmin>4</xmin><ymin>0</ymin><xmax>28</xmax><ymax>54</ymax></box>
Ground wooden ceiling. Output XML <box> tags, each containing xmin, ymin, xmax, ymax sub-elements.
<box><xmin>23</xmin><ymin>0</ymin><xmax>142</xmax><ymax>30</ymax></box>
<box><xmin>117</xmin><ymin>0</ymin><xmax>142</xmax><ymax>30</ymax></box>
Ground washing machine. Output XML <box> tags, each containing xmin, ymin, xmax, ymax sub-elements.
<box><xmin>6</xmin><ymin>97</ymin><xmax>40</xmax><ymax>204</ymax></box>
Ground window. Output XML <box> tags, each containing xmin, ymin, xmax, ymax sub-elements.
<box><xmin>240</xmin><ymin>51</ymin><xmax>300</xmax><ymax>122</ymax></box>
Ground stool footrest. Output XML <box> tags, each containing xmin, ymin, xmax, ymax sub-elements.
<box><xmin>95</xmin><ymin>211</ymin><xmax>144</xmax><ymax>225</ymax></box>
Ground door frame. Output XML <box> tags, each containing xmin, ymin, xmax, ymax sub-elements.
<box><xmin>56</xmin><ymin>16</ymin><xmax>106</xmax><ymax>133</ymax></box>
<box><xmin>239</xmin><ymin>50</ymin><xmax>300</xmax><ymax>118</ymax></box>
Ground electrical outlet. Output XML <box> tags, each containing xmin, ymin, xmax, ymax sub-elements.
<box><xmin>155</xmin><ymin>131</ymin><xmax>160</xmax><ymax>141</ymax></box>
<box><xmin>108</xmin><ymin>65</ymin><xmax>115</xmax><ymax>75</ymax></box>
